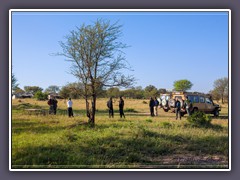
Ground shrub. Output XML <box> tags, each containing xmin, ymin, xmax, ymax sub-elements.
<box><xmin>187</xmin><ymin>111</ymin><xmax>212</xmax><ymax>126</ymax></box>
<box><xmin>34</xmin><ymin>91</ymin><xmax>48</xmax><ymax>101</ymax></box>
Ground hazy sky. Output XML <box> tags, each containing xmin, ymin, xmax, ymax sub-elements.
<box><xmin>11</xmin><ymin>10</ymin><xmax>229</xmax><ymax>93</ymax></box>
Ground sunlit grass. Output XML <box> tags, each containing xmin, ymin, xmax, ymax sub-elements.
<box><xmin>11</xmin><ymin>98</ymin><xmax>229</xmax><ymax>169</ymax></box>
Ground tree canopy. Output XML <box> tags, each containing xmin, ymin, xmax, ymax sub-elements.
<box><xmin>212</xmin><ymin>77</ymin><xmax>228</xmax><ymax>103</ymax></box>
<box><xmin>58</xmin><ymin>19</ymin><xmax>134</xmax><ymax>125</ymax></box>
<box><xmin>173</xmin><ymin>79</ymin><xmax>193</xmax><ymax>92</ymax></box>
<box><xmin>24</xmin><ymin>86</ymin><xmax>43</xmax><ymax>95</ymax></box>
<box><xmin>44</xmin><ymin>85</ymin><xmax>60</xmax><ymax>94</ymax></box>
<box><xmin>12</xmin><ymin>74</ymin><xmax>19</xmax><ymax>91</ymax></box>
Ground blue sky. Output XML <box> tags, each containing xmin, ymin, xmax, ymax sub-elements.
<box><xmin>11</xmin><ymin>11</ymin><xmax>229</xmax><ymax>93</ymax></box>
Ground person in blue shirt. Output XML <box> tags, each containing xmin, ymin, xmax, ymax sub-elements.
<box><xmin>175</xmin><ymin>98</ymin><xmax>181</xmax><ymax>120</ymax></box>
<box><xmin>154</xmin><ymin>97</ymin><xmax>160</xmax><ymax>116</ymax></box>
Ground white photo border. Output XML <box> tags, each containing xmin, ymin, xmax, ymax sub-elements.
<box><xmin>9</xmin><ymin>9</ymin><xmax>231</xmax><ymax>172</ymax></box>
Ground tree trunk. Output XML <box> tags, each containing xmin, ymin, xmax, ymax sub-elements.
<box><xmin>85</xmin><ymin>96</ymin><xmax>96</xmax><ymax>127</ymax></box>
<box><xmin>221</xmin><ymin>94</ymin><xmax>224</xmax><ymax>104</ymax></box>
<box><xmin>91</xmin><ymin>95</ymin><xmax>96</xmax><ymax>126</ymax></box>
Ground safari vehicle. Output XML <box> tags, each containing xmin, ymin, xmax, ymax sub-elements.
<box><xmin>167</xmin><ymin>92</ymin><xmax>221</xmax><ymax>117</ymax></box>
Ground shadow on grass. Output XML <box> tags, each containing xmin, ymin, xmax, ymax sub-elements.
<box><xmin>12</xmin><ymin>125</ymin><xmax>228</xmax><ymax>169</ymax></box>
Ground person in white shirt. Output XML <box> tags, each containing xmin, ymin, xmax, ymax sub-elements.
<box><xmin>67</xmin><ymin>98</ymin><xmax>74</xmax><ymax>117</ymax></box>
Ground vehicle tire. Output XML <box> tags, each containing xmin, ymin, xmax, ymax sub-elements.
<box><xmin>169</xmin><ymin>99</ymin><xmax>175</xmax><ymax>108</ymax></box>
<box><xmin>163</xmin><ymin>108</ymin><xmax>169</xmax><ymax>112</ymax></box>
<box><xmin>192</xmin><ymin>108</ymin><xmax>198</xmax><ymax>114</ymax></box>
<box><xmin>180</xmin><ymin>112</ymin><xmax>185</xmax><ymax>117</ymax></box>
<box><xmin>214</xmin><ymin>110</ymin><xmax>220</xmax><ymax>117</ymax></box>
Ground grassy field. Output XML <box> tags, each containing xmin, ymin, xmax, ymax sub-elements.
<box><xmin>11</xmin><ymin>98</ymin><xmax>229</xmax><ymax>169</ymax></box>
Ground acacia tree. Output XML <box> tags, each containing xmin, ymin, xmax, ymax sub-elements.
<box><xmin>24</xmin><ymin>86</ymin><xmax>43</xmax><ymax>95</ymax></box>
<box><xmin>58</xmin><ymin>19</ymin><xmax>134</xmax><ymax>126</ymax></box>
<box><xmin>173</xmin><ymin>79</ymin><xmax>193</xmax><ymax>92</ymax></box>
<box><xmin>212</xmin><ymin>77</ymin><xmax>228</xmax><ymax>104</ymax></box>
<box><xmin>45</xmin><ymin>85</ymin><xmax>60</xmax><ymax>94</ymax></box>
<box><xmin>144</xmin><ymin>85</ymin><xmax>158</xmax><ymax>98</ymax></box>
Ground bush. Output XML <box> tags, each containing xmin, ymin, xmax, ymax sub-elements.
<box><xmin>34</xmin><ymin>91</ymin><xmax>48</xmax><ymax>101</ymax></box>
<box><xmin>187</xmin><ymin>111</ymin><xmax>212</xmax><ymax>126</ymax></box>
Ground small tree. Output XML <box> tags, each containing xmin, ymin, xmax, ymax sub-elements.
<box><xmin>24</xmin><ymin>86</ymin><xmax>43</xmax><ymax>95</ymax></box>
<box><xmin>173</xmin><ymin>79</ymin><xmax>193</xmax><ymax>92</ymax></box>
<box><xmin>58</xmin><ymin>19</ymin><xmax>134</xmax><ymax>126</ymax></box>
<box><xmin>144</xmin><ymin>85</ymin><xmax>158</xmax><ymax>98</ymax></box>
<box><xmin>12</xmin><ymin>74</ymin><xmax>19</xmax><ymax>91</ymax></box>
<box><xmin>212</xmin><ymin>77</ymin><xmax>228</xmax><ymax>104</ymax></box>
<box><xmin>34</xmin><ymin>91</ymin><xmax>48</xmax><ymax>101</ymax></box>
<box><xmin>45</xmin><ymin>85</ymin><xmax>60</xmax><ymax>94</ymax></box>
<box><xmin>187</xmin><ymin>111</ymin><xmax>212</xmax><ymax>127</ymax></box>
<box><xmin>14</xmin><ymin>87</ymin><xmax>25</xmax><ymax>94</ymax></box>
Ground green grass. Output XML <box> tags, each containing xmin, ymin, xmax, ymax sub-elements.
<box><xmin>11</xmin><ymin>99</ymin><xmax>229</xmax><ymax>169</ymax></box>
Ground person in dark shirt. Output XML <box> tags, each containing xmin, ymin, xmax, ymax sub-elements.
<box><xmin>175</xmin><ymin>98</ymin><xmax>181</xmax><ymax>120</ymax></box>
<box><xmin>47</xmin><ymin>96</ymin><xmax>54</xmax><ymax>114</ymax></box>
<box><xmin>52</xmin><ymin>97</ymin><xmax>58</xmax><ymax>115</ymax></box>
<box><xmin>149</xmin><ymin>97</ymin><xmax>155</xmax><ymax>117</ymax></box>
<box><xmin>107</xmin><ymin>97</ymin><xmax>114</xmax><ymax>118</ymax></box>
<box><xmin>119</xmin><ymin>96</ymin><xmax>125</xmax><ymax>118</ymax></box>
<box><xmin>154</xmin><ymin>97</ymin><xmax>160</xmax><ymax>116</ymax></box>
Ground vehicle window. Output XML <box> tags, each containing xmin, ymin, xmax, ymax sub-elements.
<box><xmin>188</xmin><ymin>95</ymin><xmax>194</xmax><ymax>103</ymax></box>
<box><xmin>161</xmin><ymin>95</ymin><xmax>170</xmax><ymax>100</ymax></box>
<box><xmin>205</xmin><ymin>97</ymin><xmax>212</xmax><ymax>104</ymax></box>
<box><xmin>193</xmin><ymin>96</ymin><xmax>199</xmax><ymax>103</ymax></box>
<box><xmin>199</xmin><ymin>96</ymin><xmax>205</xmax><ymax>103</ymax></box>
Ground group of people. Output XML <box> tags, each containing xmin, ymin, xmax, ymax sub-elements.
<box><xmin>47</xmin><ymin>96</ymin><xmax>74</xmax><ymax>117</ymax></box>
<box><xmin>149</xmin><ymin>96</ymin><xmax>193</xmax><ymax>120</ymax></box>
<box><xmin>149</xmin><ymin>97</ymin><xmax>160</xmax><ymax>117</ymax></box>
<box><xmin>174</xmin><ymin>96</ymin><xmax>193</xmax><ymax>120</ymax></box>
<box><xmin>107</xmin><ymin>96</ymin><xmax>125</xmax><ymax>118</ymax></box>
<box><xmin>47</xmin><ymin>96</ymin><xmax>126</xmax><ymax>118</ymax></box>
<box><xmin>47</xmin><ymin>95</ymin><xmax>192</xmax><ymax>120</ymax></box>
<box><xmin>47</xmin><ymin>96</ymin><xmax>58</xmax><ymax>115</ymax></box>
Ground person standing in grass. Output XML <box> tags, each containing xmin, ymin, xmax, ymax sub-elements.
<box><xmin>184</xmin><ymin>96</ymin><xmax>192</xmax><ymax>116</ymax></box>
<box><xmin>154</xmin><ymin>97</ymin><xmax>160</xmax><ymax>116</ymax></box>
<box><xmin>67</xmin><ymin>98</ymin><xmax>74</xmax><ymax>117</ymax></box>
<box><xmin>149</xmin><ymin>97</ymin><xmax>155</xmax><ymax>117</ymax></box>
<box><xmin>107</xmin><ymin>97</ymin><xmax>114</xmax><ymax>118</ymax></box>
<box><xmin>52</xmin><ymin>97</ymin><xmax>58</xmax><ymax>115</ymax></box>
<box><xmin>119</xmin><ymin>96</ymin><xmax>125</xmax><ymax>118</ymax></box>
<box><xmin>175</xmin><ymin>98</ymin><xmax>181</xmax><ymax>120</ymax></box>
<box><xmin>47</xmin><ymin>95</ymin><xmax>54</xmax><ymax>114</ymax></box>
